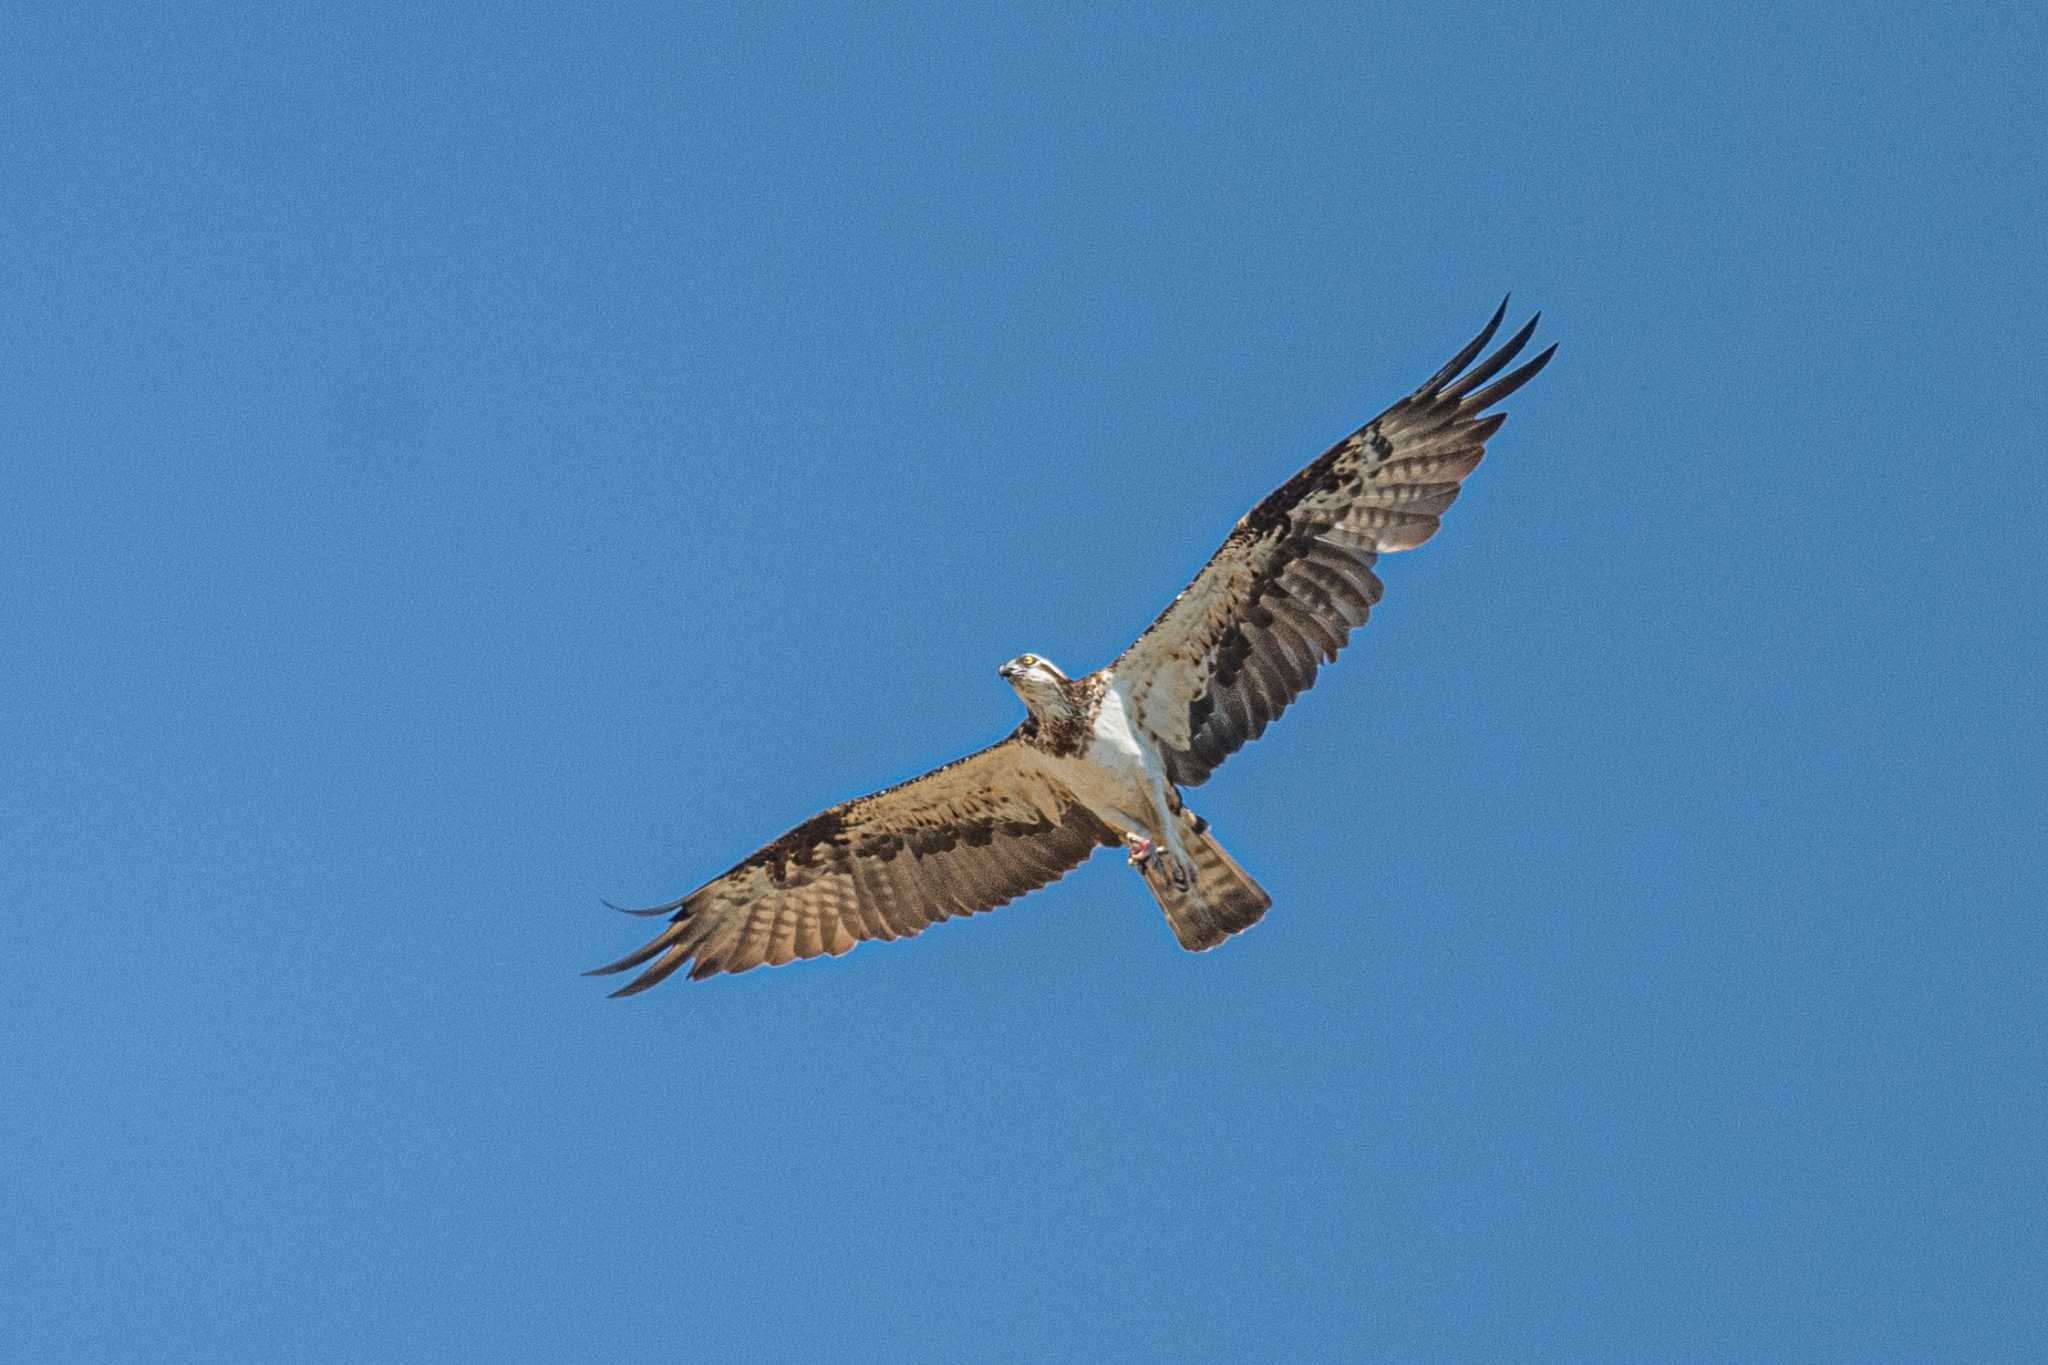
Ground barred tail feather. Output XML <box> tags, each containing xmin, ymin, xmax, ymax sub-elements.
<box><xmin>1144</xmin><ymin>817</ymin><xmax>1272</xmax><ymax>951</ymax></box>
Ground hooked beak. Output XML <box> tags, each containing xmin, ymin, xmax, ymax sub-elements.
<box><xmin>998</xmin><ymin>662</ymin><xmax>1019</xmax><ymax>680</ymax></box>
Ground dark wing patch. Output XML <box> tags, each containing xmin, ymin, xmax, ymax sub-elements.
<box><xmin>1111</xmin><ymin>301</ymin><xmax>1554</xmax><ymax>786</ymax></box>
<box><xmin>589</xmin><ymin>737</ymin><xmax>1119</xmax><ymax>994</ymax></box>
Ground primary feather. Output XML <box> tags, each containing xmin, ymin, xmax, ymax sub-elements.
<box><xmin>1113</xmin><ymin>301</ymin><xmax>1554</xmax><ymax>785</ymax></box>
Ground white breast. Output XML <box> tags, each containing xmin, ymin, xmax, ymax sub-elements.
<box><xmin>1050</xmin><ymin>678</ymin><xmax>1167</xmax><ymax>835</ymax></box>
<box><xmin>1086</xmin><ymin>680</ymin><xmax>1148</xmax><ymax>768</ymax></box>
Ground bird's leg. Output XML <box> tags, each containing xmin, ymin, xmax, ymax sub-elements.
<box><xmin>1163</xmin><ymin>851</ymin><xmax>1193</xmax><ymax>890</ymax></box>
<box><xmin>1139</xmin><ymin>779</ymin><xmax>1196</xmax><ymax>890</ymax></box>
<box><xmin>1129</xmin><ymin>834</ymin><xmax>1192</xmax><ymax>891</ymax></box>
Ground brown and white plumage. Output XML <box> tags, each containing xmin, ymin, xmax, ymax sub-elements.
<box><xmin>590</xmin><ymin>739</ymin><xmax>1118</xmax><ymax>994</ymax></box>
<box><xmin>592</xmin><ymin>302</ymin><xmax>1553</xmax><ymax>993</ymax></box>
<box><xmin>1112</xmin><ymin>299</ymin><xmax>1554</xmax><ymax>786</ymax></box>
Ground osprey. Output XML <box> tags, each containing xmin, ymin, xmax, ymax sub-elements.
<box><xmin>592</xmin><ymin>302</ymin><xmax>1554</xmax><ymax>993</ymax></box>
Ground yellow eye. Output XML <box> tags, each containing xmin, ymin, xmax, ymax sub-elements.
<box><xmin>1019</xmin><ymin>655</ymin><xmax>1037</xmax><ymax>667</ymax></box>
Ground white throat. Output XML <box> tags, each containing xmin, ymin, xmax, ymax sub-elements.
<box><xmin>1011</xmin><ymin>672</ymin><xmax>1076</xmax><ymax>724</ymax></box>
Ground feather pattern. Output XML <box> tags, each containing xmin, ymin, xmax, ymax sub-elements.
<box><xmin>594</xmin><ymin>301</ymin><xmax>1555</xmax><ymax>992</ymax></box>
<box><xmin>1110</xmin><ymin>300</ymin><xmax>1555</xmax><ymax>786</ymax></box>
<box><xmin>587</xmin><ymin>737</ymin><xmax>1118</xmax><ymax>993</ymax></box>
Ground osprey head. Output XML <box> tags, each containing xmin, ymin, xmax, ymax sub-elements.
<box><xmin>998</xmin><ymin>652</ymin><xmax>1068</xmax><ymax>685</ymax></box>
<box><xmin>998</xmin><ymin>653</ymin><xmax>1073</xmax><ymax>718</ymax></box>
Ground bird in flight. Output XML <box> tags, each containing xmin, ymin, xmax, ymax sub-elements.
<box><xmin>592</xmin><ymin>301</ymin><xmax>1554</xmax><ymax>994</ymax></box>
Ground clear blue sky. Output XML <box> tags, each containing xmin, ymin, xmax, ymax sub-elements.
<box><xmin>5</xmin><ymin>4</ymin><xmax>2043</xmax><ymax>1361</ymax></box>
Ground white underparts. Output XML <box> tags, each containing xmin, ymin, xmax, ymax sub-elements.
<box><xmin>1045</xmin><ymin>677</ymin><xmax>1193</xmax><ymax>873</ymax></box>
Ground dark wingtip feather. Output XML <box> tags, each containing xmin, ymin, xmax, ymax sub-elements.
<box><xmin>608</xmin><ymin>945</ymin><xmax>693</xmax><ymax>997</ymax></box>
<box><xmin>1419</xmin><ymin>297</ymin><xmax>1509</xmax><ymax>395</ymax></box>
<box><xmin>1464</xmin><ymin>342</ymin><xmax>1558</xmax><ymax>411</ymax></box>
<box><xmin>586</xmin><ymin>917</ymin><xmax>690</xmax><ymax>977</ymax></box>
<box><xmin>1466</xmin><ymin>410</ymin><xmax>1508</xmax><ymax>443</ymax></box>
<box><xmin>1443</xmin><ymin>312</ymin><xmax>1540</xmax><ymax>402</ymax></box>
<box><xmin>584</xmin><ymin>945</ymin><xmax>656</xmax><ymax>977</ymax></box>
<box><xmin>603</xmin><ymin>896</ymin><xmax>688</xmax><ymax>918</ymax></box>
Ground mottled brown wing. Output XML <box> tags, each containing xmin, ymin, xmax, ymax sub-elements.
<box><xmin>1112</xmin><ymin>301</ymin><xmax>1555</xmax><ymax>787</ymax></box>
<box><xmin>589</xmin><ymin>736</ymin><xmax>1119</xmax><ymax>993</ymax></box>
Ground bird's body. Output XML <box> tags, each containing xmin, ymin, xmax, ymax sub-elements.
<box><xmin>1006</xmin><ymin>666</ymin><xmax>1170</xmax><ymax>855</ymax></box>
<box><xmin>1065</xmin><ymin>675</ymin><xmax>1175</xmax><ymax>851</ymax></box>
<box><xmin>592</xmin><ymin>302</ymin><xmax>1555</xmax><ymax>993</ymax></box>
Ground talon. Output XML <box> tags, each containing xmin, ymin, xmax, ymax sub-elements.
<box><xmin>1126</xmin><ymin>835</ymin><xmax>1155</xmax><ymax>867</ymax></box>
<box><xmin>1168</xmin><ymin>855</ymin><xmax>1192</xmax><ymax>890</ymax></box>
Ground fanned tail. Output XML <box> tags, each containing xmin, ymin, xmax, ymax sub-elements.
<box><xmin>1142</xmin><ymin>813</ymin><xmax>1272</xmax><ymax>951</ymax></box>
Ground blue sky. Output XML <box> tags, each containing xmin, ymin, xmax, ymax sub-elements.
<box><xmin>5</xmin><ymin>3</ymin><xmax>2044</xmax><ymax>1360</ymax></box>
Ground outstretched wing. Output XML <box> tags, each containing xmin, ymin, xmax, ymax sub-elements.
<box><xmin>1111</xmin><ymin>301</ymin><xmax>1555</xmax><ymax>787</ymax></box>
<box><xmin>590</xmin><ymin>737</ymin><xmax>1119</xmax><ymax>993</ymax></box>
